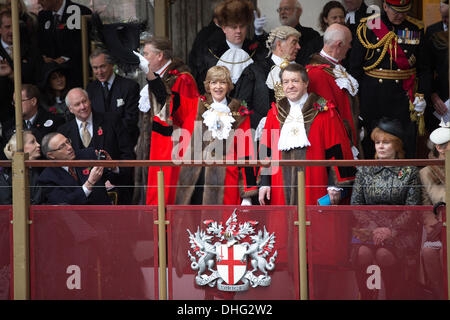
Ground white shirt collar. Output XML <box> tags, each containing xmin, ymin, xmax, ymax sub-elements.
<box><xmin>1</xmin><ymin>39</ymin><xmax>11</xmax><ymax>51</ymax></box>
<box><xmin>104</xmin><ymin>73</ymin><xmax>115</xmax><ymax>88</ymax></box>
<box><xmin>288</xmin><ymin>93</ymin><xmax>308</xmax><ymax>109</ymax></box>
<box><xmin>55</xmin><ymin>0</ymin><xmax>66</xmax><ymax>16</ymax></box>
<box><xmin>320</xmin><ymin>49</ymin><xmax>339</xmax><ymax>64</ymax></box>
<box><xmin>156</xmin><ymin>59</ymin><xmax>172</xmax><ymax>76</ymax></box>
<box><xmin>213</xmin><ymin>97</ymin><xmax>228</xmax><ymax>105</ymax></box>
<box><xmin>271</xmin><ymin>54</ymin><xmax>285</xmax><ymax>67</ymax></box>
<box><xmin>444</xmin><ymin>22</ymin><xmax>448</xmax><ymax>31</ymax></box>
<box><xmin>75</xmin><ymin>112</ymin><xmax>93</xmax><ymax>129</ymax></box>
<box><xmin>226</xmin><ymin>39</ymin><xmax>243</xmax><ymax>50</ymax></box>
<box><xmin>25</xmin><ymin>112</ymin><xmax>38</xmax><ymax>125</ymax></box>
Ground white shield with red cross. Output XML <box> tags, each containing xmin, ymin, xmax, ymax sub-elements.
<box><xmin>216</xmin><ymin>244</ymin><xmax>247</xmax><ymax>285</ymax></box>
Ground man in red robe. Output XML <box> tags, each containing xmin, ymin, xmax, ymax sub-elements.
<box><xmin>258</xmin><ymin>63</ymin><xmax>355</xmax><ymax>207</ymax></box>
<box><xmin>133</xmin><ymin>36</ymin><xmax>199</xmax><ymax>204</ymax></box>
<box><xmin>258</xmin><ymin>63</ymin><xmax>356</xmax><ymax>266</ymax></box>
<box><xmin>306</xmin><ymin>23</ymin><xmax>361</xmax><ymax>157</ymax></box>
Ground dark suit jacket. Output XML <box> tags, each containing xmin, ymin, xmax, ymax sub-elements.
<box><xmin>425</xmin><ymin>21</ymin><xmax>445</xmax><ymax>41</ymax></box>
<box><xmin>57</xmin><ymin>111</ymin><xmax>135</xmax><ymax>203</ymax></box>
<box><xmin>346</xmin><ymin>2</ymin><xmax>370</xmax><ymax>36</ymax></box>
<box><xmin>37</xmin><ymin>148</ymin><xmax>112</xmax><ymax>205</ymax></box>
<box><xmin>86</xmin><ymin>75</ymin><xmax>140</xmax><ymax>145</ymax></box>
<box><xmin>294</xmin><ymin>23</ymin><xmax>321</xmax><ymax>66</ymax></box>
<box><xmin>0</xmin><ymin>39</ymin><xmax>43</xmax><ymax>85</ymax></box>
<box><xmin>3</xmin><ymin>107</ymin><xmax>65</xmax><ymax>144</ymax></box>
<box><xmin>233</xmin><ymin>57</ymin><xmax>276</xmax><ymax>128</ymax></box>
<box><xmin>37</xmin><ymin>0</ymin><xmax>92</xmax><ymax>87</ymax></box>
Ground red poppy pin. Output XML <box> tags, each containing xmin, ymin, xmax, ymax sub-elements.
<box><xmin>168</xmin><ymin>69</ymin><xmax>181</xmax><ymax>76</ymax></box>
<box><xmin>82</xmin><ymin>168</ymin><xmax>90</xmax><ymax>175</ymax></box>
<box><xmin>49</xmin><ymin>107</ymin><xmax>57</xmax><ymax>114</ymax></box>
<box><xmin>57</xmin><ymin>23</ymin><xmax>65</xmax><ymax>30</ymax></box>
<box><xmin>238</xmin><ymin>100</ymin><xmax>253</xmax><ymax>116</ymax></box>
<box><xmin>199</xmin><ymin>95</ymin><xmax>206</xmax><ymax>102</ymax></box>
<box><xmin>97</xmin><ymin>127</ymin><xmax>103</xmax><ymax>136</ymax></box>
<box><xmin>248</xmin><ymin>42</ymin><xmax>258</xmax><ymax>51</ymax></box>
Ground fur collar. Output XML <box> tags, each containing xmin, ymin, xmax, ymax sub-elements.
<box><xmin>199</xmin><ymin>94</ymin><xmax>247</xmax><ymax>130</ymax></box>
<box><xmin>276</xmin><ymin>93</ymin><xmax>321</xmax><ymax>130</ymax></box>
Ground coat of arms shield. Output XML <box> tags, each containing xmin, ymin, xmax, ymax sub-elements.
<box><xmin>216</xmin><ymin>244</ymin><xmax>247</xmax><ymax>285</ymax></box>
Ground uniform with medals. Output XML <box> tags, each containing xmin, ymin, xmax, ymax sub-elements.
<box><xmin>349</xmin><ymin>0</ymin><xmax>429</xmax><ymax>159</ymax></box>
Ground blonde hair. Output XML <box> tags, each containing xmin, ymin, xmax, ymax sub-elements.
<box><xmin>370</xmin><ymin>127</ymin><xmax>405</xmax><ymax>159</ymax></box>
<box><xmin>204</xmin><ymin>66</ymin><xmax>234</xmax><ymax>94</ymax></box>
<box><xmin>3</xmin><ymin>130</ymin><xmax>33</xmax><ymax>160</ymax></box>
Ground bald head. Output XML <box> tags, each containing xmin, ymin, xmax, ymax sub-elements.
<box><xmin>323</xmin><ymin>23</ymin><xmax>352</xmax><ymax>61</ymax></box>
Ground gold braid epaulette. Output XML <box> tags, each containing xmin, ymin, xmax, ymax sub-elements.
<box><xmin>356</xmin><ymin>14</ymin><xmax>398</xmax><ymax>71</ymax></box>
<box><xmin>405</xmin><ymin>16</ymin><xmax>424</xmax><ymax>30</ymax></box>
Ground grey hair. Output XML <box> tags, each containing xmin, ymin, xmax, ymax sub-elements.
<box><xmin>89</xmin><ymin>48</ymin><xmax>114</xmax><ymax>65</ymax></box>
<box><xmin>3</xmin><ymin>130</ymin><xmax>33</xmax><ymax>160</ymax></box>
<box><xmin>323</xmin><ymin>26</ymin><xmax>346</xmax><ymax>46</ymax></box>
<box><xmin>266</xmin><ymin>25</ymin><xmax>301</xmax><ymax>54</ymax></box>
<box><xmin>41</xmin><ymin>132</ymin><xmax>62</xmax><ymax>159</ymax></box>
<box><xmin>65</xmin><ymin>88</ymin><xmax>89</xmax><ymax>108</ymax></box>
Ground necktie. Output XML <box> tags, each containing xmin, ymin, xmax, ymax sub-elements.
<box><xmin>81</xmin><ymin>121</ymin><xmax>91</xmax><ymax>148</ymax></box>
<box><xmin>7</xmin><ymin>45</ymin><xmax>12</xmax><ymax>58</ymax></box>
<box><xmin>102</xmin><ymin>81</ymin><xmax>110</xmax><ymax>105</ymax></box>
<box><xmin>68</xmin><ymin>167</ymin><xmax>78</xmax><ymax>182</ymax></box>
<box><xmin>25</xmin><ymin>120</ymin><xmax>32</xmax><ymax>129</ymax></box>
<box><xmin>54</xmin><ymin>13</ymin><xmax>61</xmax><ymax>27</ymax></box>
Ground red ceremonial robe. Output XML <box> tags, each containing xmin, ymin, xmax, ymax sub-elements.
<box><xmin>147</xmin><ymin>94</ymin><xmax>258</xmax><ymax>205</ymax></box>
<box><xmin>146</xmin><ymin>70</ymin><xmax>199</xmax><ymax>205</ymax></box>
<box><xmin>259</xmin><ymin>94</ymin><xmax>355</xmax><ymax>206</ymax></box>
<box><xmin>306</xmin><ymin>54</ymin><xmax>360</xmax><ymax>148</ymax></box>
<box><xmin>259</xmin><ymin>94</ymin><xmax>356</xmax><ymax>265</ymax></box>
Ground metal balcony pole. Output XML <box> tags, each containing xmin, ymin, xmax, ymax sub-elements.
<box><xmin>81</xmin><ymin>15</ymin><xmax>90</xmax><ymax>88</ymax></box>
<box><xmin>446</xmin><ymin>150</ymin><xmax>450</xmax><ymax>300</ymax></box>
<box><xmin>157</xmin><ymin>169</ymin><xmax>167</xmax><ymax>300</ymax></box>
<box><xmin>297</xmin><ymin>171</ymin><xmax>308</xmax><ymax>300</ymax></box>
<box><xmin>11</xmin><ymin>0</ymin><xmax>30</xmax><ymax>300</ymax></box>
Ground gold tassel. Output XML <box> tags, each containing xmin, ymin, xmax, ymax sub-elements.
<box><xmin>409</xmin><ymin>100</ymin><xmax>417</xmax><ymax>121</ymax></box>
<box><xmin>418</xmin><ymin>114</ymin><xmax>426</xmax><ymax>136</ymax></box>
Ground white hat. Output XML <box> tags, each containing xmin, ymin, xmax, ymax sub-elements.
<box><xmin>430</xmin><ymin>119</ymin><xmax>450</xmax><ymax>145</ymax></box>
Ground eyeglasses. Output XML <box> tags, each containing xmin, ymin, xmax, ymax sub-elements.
<box><xmin>277</xmin><ymin>6</ymin><xmax>295</xmax><ymax>13</ymax></box>
<box><xmin>11</xmin><ymin>97</ymin><xmax>33</xmax><ymax>106</ymax></box>
<box><xmin>49</xmin><ymin>138</ymin><xmax>72</xmax><ymax>152</ymax></box>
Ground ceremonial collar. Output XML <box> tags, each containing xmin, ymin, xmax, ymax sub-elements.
<box><xmin>319</xmin><ymin>49</ymin><xmax>339</xmax><ymax>65</ymax></box>
<box><xmin>288</xmin><ymin>93</ymin><xmax>308</xmax><ymax>109</ymax></box>
<box><xmin>226</xmin><ymin>39</ymin><xmax>243</xmax><ymax>50</ymax></box>
<box><xmin>156</xmin><ymin>59</ymin><xmax>172</xmax><ymax>77</ymax></box>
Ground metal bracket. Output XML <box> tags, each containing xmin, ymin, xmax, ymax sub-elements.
<box><xmin>294</xmin><ymin>221</ymin><xmax>311</xmax><ymax>226</ymax></box>
<box><xmin>154</xmin><ymin>220</ymin><xmax>170</xmax><ymax>225</ymax></box>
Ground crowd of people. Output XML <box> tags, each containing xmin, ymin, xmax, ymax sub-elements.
<box><xmin>0</xmin><ymin>0</ymin><xmax>449</xmax><ymax>299</ymax></box>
